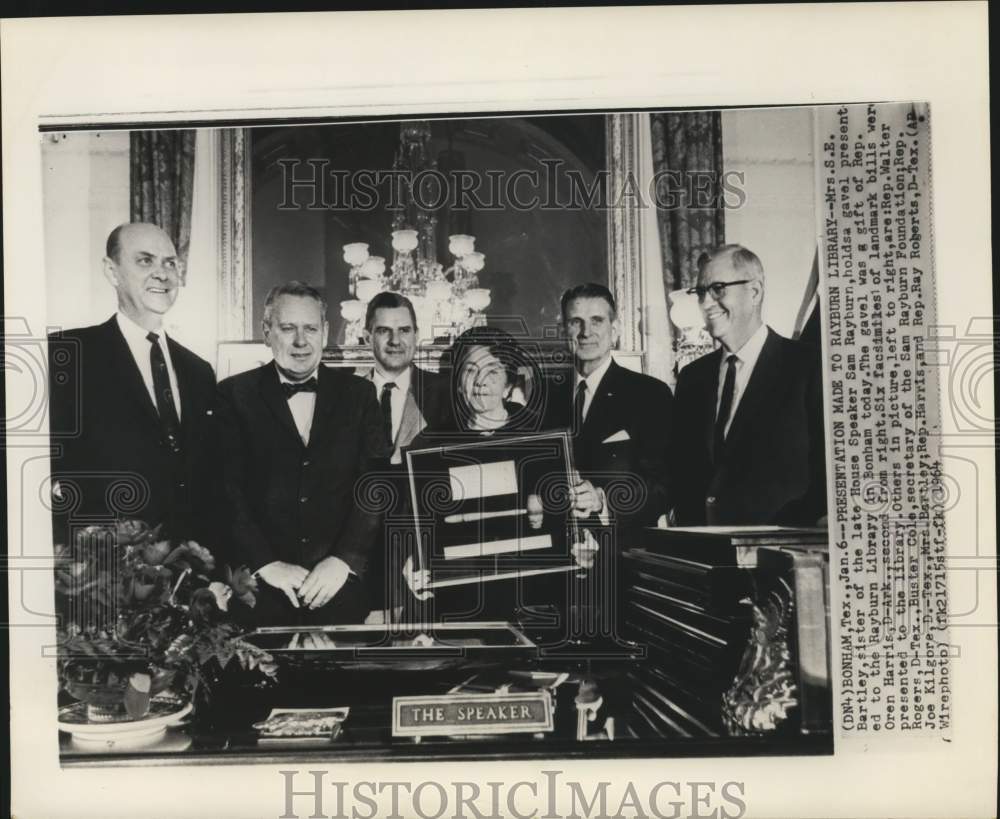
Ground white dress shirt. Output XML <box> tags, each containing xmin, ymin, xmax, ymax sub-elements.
<box><xmin>716</xmin><ymin>322</ymin><xmax>769</xmax><ymax>437</ymax></box>
<box><xmin>372</xmin><ymin>365</ymin><xmax>412</xmax><ymax>444</ymax></box>
<box><xmin>116</xmin><ymin>311</ymin><xmax>181</xmax><ymax>420</ymax></box>
<box><xmin>573</xmin><ymin>353</ymin><xmax>614</xmax><ymax>423</ymax></box>
<box><xmin>277</xmin><ymin>366</ymin><xmax>319</xmax><ymax>446</ymax></box>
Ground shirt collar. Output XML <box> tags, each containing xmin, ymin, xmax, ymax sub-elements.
<box><xmin>116</xmin><ymin>310</ymin><xmax>164</xmax><ymax>346</ymax></box>
<box><xmin>275</xmin><ymin>361</ymin><xmax>320</xmax><ymax>385</ymax></box>
<box><xmin>575</xmin><ymin>353</ymin><xmax>614</xmax><ymax>394</ymax></box>
<box><xmin>373</xmin><ymin>365</ymin><xmax>411</xmax><ymax>394</ymax></box>
<box><xmin>725</xmin><ymin>323</ymin><xmax>769</xmax><ymax>368</ymax></box>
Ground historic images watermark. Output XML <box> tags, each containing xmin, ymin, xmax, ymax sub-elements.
<box><xmin>278</xmin><ymin>770</ymin><xmax>748</xmax><ymax>819</ymax></box>
<box><xmin>277</xmin><ymin>160</ymin><xmax>748</xmax><ymax>213</ymax></box>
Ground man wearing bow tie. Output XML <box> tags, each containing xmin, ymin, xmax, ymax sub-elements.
<box><xmin>217</xmin><ymin>282</ymin><xmax>390</xmax><ymax>625</ymax></box>
<box><xmin>48</xmin><ymin>223</ymin><xmax>219</xmax><ymax>543</ymax></box>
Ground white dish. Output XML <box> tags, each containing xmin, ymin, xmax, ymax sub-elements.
<box><xmin>58</xmin><ymin>698</ymin><xmax>193</xmax><ymax>742</ymax></box>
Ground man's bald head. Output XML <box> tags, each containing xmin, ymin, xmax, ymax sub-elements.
<box><xmin>106</xmin><ymin>222</ymin><xmax>173</xmax><ymax>264</ymax></box>
<box><xmin>103</xmin><ymin>223</ymin><xmax>181</xmax><ymax>331</ymax></box>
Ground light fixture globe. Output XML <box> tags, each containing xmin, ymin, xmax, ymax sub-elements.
<box><xmin>340</xmin><ymin>299</ymin><xmax>366</xmax><ymax>322</ymax></box>
<box><xmin>391</xmin><ymin>229</ymin><xmax>419</xmax><ymax>253</ymax></box>
<box><xmin>448</xmin><ymin>234</ymin><xmax>475</xmax><ymax>258</ymax></box>
<box><xmin>464</xmin><ymin>287</ymin><xmax>491</xmax><ymax>312</ymax></box>
<box><xmin>343</xmin><ymin>242</ymin><xmax>370</xmax><ymax>267</ymax></box>
<box><xmin>355</xmin><ymin>279</ymin><xmax>381</xmax><ymax>303</ymax></box>
<box><xmin>668</xmin><ymin>288</ymin><xmax>704</xmax><ymax>330</ymax></box>
<box><xmin>360</xmin><ymin>256</ymin><xmax>386</xmax><ymax>280</ymax></box>
<box><xmin>462</xmin><ymin>251</ymin><xmax>486</xmax><ymax>274</ymax></box>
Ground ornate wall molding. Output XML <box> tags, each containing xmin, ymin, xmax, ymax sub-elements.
<box><xmin>606</xmin><ymin>113</ymin><xmax>646</xmax><ymax>356</ymax></box>
<box><xmin>218</xmin><ymin>129</ymin><xmax>253</xmax><ymax>341</ymax></box>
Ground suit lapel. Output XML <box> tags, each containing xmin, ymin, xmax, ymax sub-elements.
<box><xmin>259</xmin><ymin>363</ymin><xmax>305</xmax><ymax>446</ymax></box>
<box><xmin>724</xmin><ymin>329</ymin><xmax>782</xmax><ymax>451</ymax></box>
<box><xmin>396</xmin><ymin>388</ymin><xmax>426</xmax><ymax>451</ymax></box>
<box><xmin>166</xmin><ymin>338</ymin><xmax>198</xmax><ymax>429</ymax></box>
<box><xmin>699</xmin><ymin>348</ymin><xmax>724</xmax><ymax>464</ymax></box>
<box><xmin>105</xmin><ymin>318</ymin><xmax>161</xmax><ymax>431</ymax></box>
<box><xmin>305</xmin><ymin>366</ymin><xmax>340</xmax><ymax>452</ymax></box>
<box><xmin>582</xmin><ymin>359</ymin><xmax>620</xmax><ymax>443</ymax></box>
<box><xmin>363</xmin><ymin>365</ymin><xmax>427</xmax><ymax>453</ymax></box>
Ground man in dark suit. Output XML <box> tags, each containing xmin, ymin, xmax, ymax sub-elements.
<box><xmin>357</xmin><ymin>291</ymin><xmax>449</xmax><ymax>619</ymax></box>
<box><xmin>671</xmin><ymin>244</ymin><xmax>826</xmax><ymax>526</ymax></box>
<box><xmin>540</xmin><ymin>283</ymin><xmax>672</xmax><ymax>647</ymax></box>
<box><xmin>217</xmin><ymin>281</ymin><xmax>389</xmax><ymax>626</ymax></box>
<box><xmin>546</xmin><ymin>283</ymin><xmax>674</xmax><ymax>537</ymax></box>
<box><xmin>360</xmin><ymin>291</ymin><xmax>450</xmax><ymax>465</ymax></box>
<box><xmin>48</xmin><ymin>222</ymin><xmax>218</xmax><ymax>544</ymax></box>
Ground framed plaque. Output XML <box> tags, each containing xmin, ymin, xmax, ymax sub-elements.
<box><xmin>406</xmin><ymin>432</ymin><xmax>581</xmax><ymax>590</ymax></box>
<box><xmin>247</xmin><ymin>622</ymin><xmax>537</xmax><ymax>673</ymax></box>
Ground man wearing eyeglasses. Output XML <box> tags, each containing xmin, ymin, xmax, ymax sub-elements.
<box><xmin>670</xmin><ymin>244</ymin><xmax>826</xmax><ymax>526</ymax></box>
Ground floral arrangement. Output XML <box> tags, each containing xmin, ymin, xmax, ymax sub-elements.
<box><xmin>54</xmin><ymin>520</ymin><xmax>277</xmax><ymax>721</ymax></box>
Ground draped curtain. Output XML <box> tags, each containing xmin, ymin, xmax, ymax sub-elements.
<box><xmin>649</xmin><ymin>112</ymin><xmax>725</xmax><ymax>291</ymax></box>
<box><xmin>130</xmin><ymin>130</ymin><xmax>196</xmax><ymax>264</ymax></box>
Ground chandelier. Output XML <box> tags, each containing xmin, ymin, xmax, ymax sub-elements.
<box><xmin>339</xmin><ymin>121</ymin><xmax>491</xmax><ymax>345</ymax></box>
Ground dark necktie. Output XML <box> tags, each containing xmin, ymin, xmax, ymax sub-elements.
<box><xmin>146</xmin><ymin>332</ymin><xmax>181</xmax><ymax>454</ymax></box>
<box><xmin>574</xmin><ymin>380</ymin><xmax>588</xmax><ymax>433</ymax></box>
<box><xmin>380</xmin><ymin>382</ymin><xmax>397</xmax><ymax>449</ymax></box>
<box><xmin>713</xmin><ymin>354</ymin><xmax>738</xmax><ymax>460</ymax></box>
<box><xmin>282</xmin><ymin>377</ymin><xmax>318</xmax><ymax>399</ymax></box>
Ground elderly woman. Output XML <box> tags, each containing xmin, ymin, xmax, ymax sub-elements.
<box><xmin>437</xmin><ymin>325</ymin><xmax>544</xmax><ymax>437</ymax></box>
<box><xmin>397</xmin><ymin>326</ymin><xmax>597</xmax><ymax>631</ymax></box>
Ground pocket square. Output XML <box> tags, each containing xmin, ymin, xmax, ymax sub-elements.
<box><xmin>602</xmin><ymin>430</ymin><xmax>631</xmax><ymax>444</ymax></box>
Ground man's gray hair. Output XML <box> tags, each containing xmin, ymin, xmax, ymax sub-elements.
<box><xmin>705</xmin><ymin>244</ymin><xmax>765</xmax><ymax>284</ymax></box>
<box><xmin>262</xmin><ymin>281</ymin><xmax>328</xmax><ymax>326</ymax></box>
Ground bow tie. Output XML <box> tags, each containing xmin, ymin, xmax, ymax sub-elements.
<box><xmin>282</xmin><ymin>377</ymin><xmax>318</xmax><ymax>398</ymax></box>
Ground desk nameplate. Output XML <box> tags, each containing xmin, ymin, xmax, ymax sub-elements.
<box><xmin>392</xmin><ymin>692</ymin><xmax>553</xmax><ymax>737</ymax></box>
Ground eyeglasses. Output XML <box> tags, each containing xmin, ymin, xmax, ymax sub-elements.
<box><xmin>686</xmin><ymin>280</ymin><xmax>751</xmax><ymax>301</ymax></box>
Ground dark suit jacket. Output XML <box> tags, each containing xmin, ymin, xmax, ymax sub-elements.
<box><xmin>408</xmin><ymin>365</ymin><xmax>452</xmax><ymax>440</ymax></box>
<box><xmin>48</xmin><ymin>316</ymin><xmax>219</xmax><ymax>543</ymax></box>
<box><xmin>671</xmin><ymin>327</ymin><xmax>826</xmax><ymax>526</ymax></box>
<box><xmin>358</xmin><ymin>364</ymin><xmax>452</xmax><ymax>459</ymax></box>
<box><xmin>360</xmin><ymin>364</ymin><xmax>451</xmax><ymax>610</ymax></box>
<box><xmin>544</xmin><ymin>359</ymin><xmax>674</xmax><ymax>534</ymax></box>
<box><xmin>217</xmin><ymin>362</ymin><xmax>390</xmax><ymax>576</ymax></box>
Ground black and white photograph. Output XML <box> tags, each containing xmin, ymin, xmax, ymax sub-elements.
<box><xmin>3</xmin><ymin>5</ymin><xmax>995</xmax><ymax>819</ymax></box>
<box><xmin>41</xmin><ymin>105</ymin><xmax>835</xmax><ymax>762</ymax></box>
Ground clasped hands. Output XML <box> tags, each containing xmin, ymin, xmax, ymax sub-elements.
<box><xmin>569</xmin><ymin>471</ymin><xmax>607</xmax><ymax>520</ymax></box>
<box><xmin>256</xmin><ymin>556</ymin><xmax>351</xmax><ymax>610</ymax></box>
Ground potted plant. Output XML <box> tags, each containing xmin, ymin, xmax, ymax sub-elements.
<box><xmin>55</xmin><ymin>521</ymin><xmax>277</xmax><ymax>724</ymax></box>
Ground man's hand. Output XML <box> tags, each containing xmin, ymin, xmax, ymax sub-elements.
<box><xmin>402</xmin><ymin>555</ymin><xmax>434</xmax><ymax>601</ymax></box>
<box><xmin>656</xmin><ymin>508</ymin><xmax>677</xmax><ymax>529</ymax></box>
<box><xmin>571</xmin><ymin>528</ymin><xmax>601</xmax><ymax>570</ymax></box>
<box><xmin>256</xmin><ymin>561</ymin><xmax>309</xmax><ymax>609</ymax></box>
<box><xmin>298</xmin><ymin>556</ymin><xmax>352</xmax><ymax>610</ymax></box>
<box><xmin>570</xmin><ymin>471</ymin><xmax>606</xmax><ymax>519</ymax></box>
